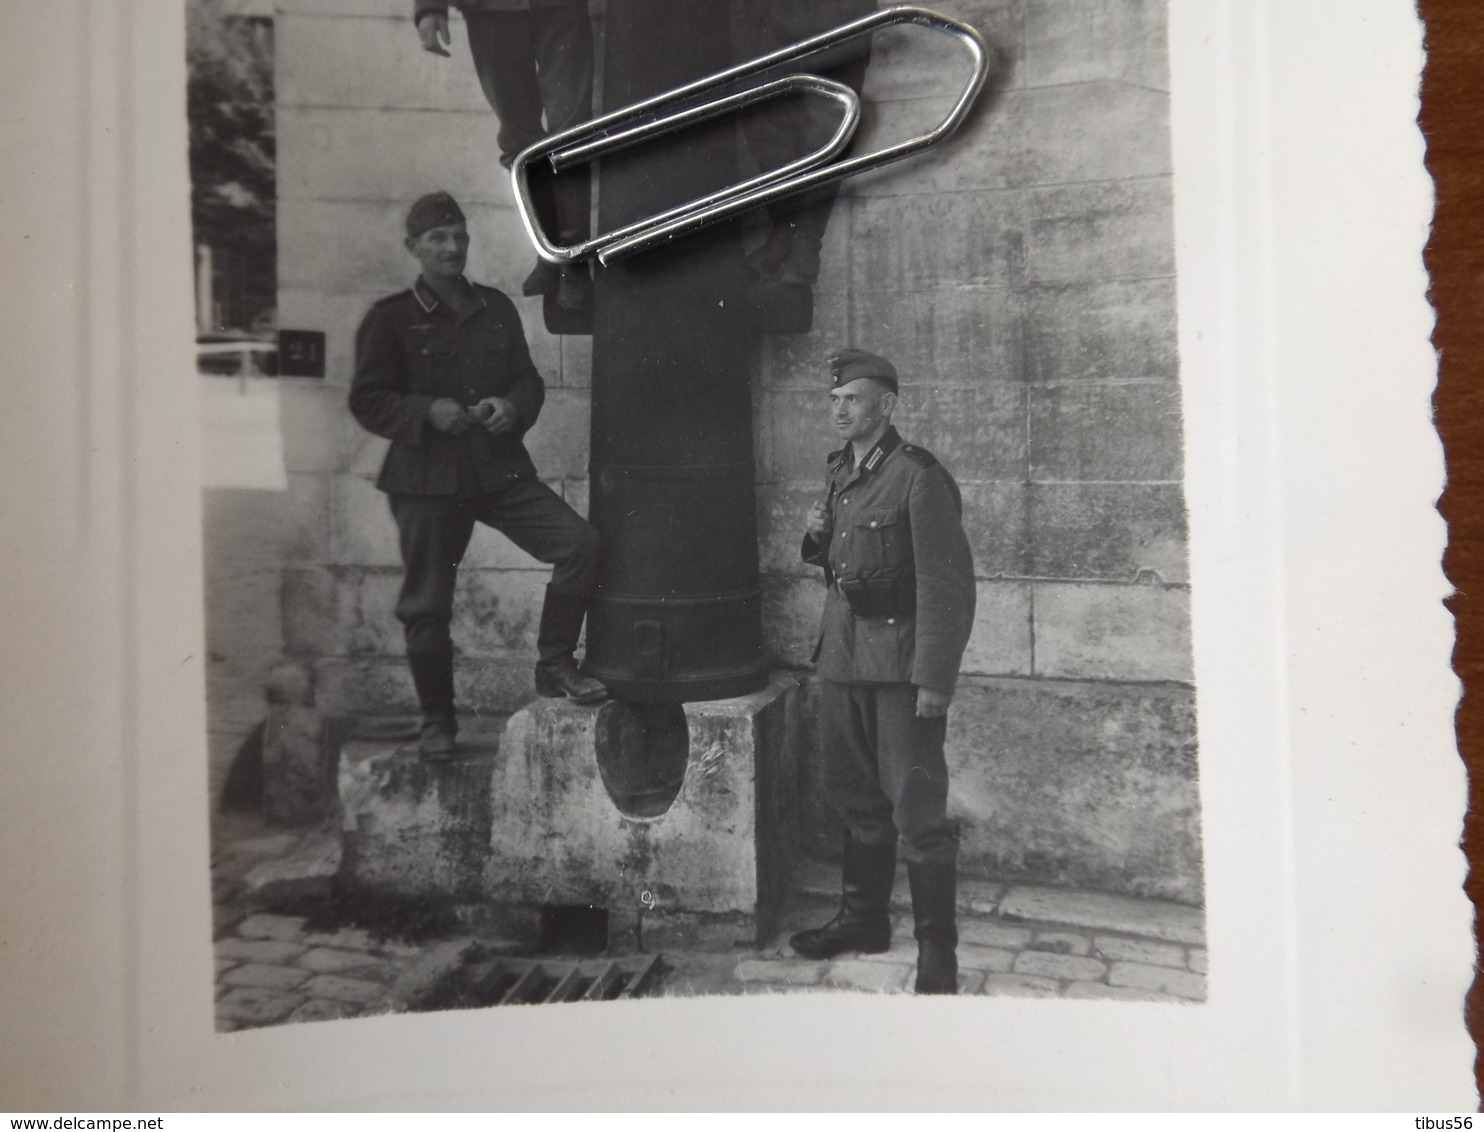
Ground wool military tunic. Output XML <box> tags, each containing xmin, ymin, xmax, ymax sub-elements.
<box><xmin>803</xmin><ymin>426</ymin><xmax>976</xmax><ymax>694</ymax></box>
<box><xmin>349</xmin><ymin>272</ymin><xmax>598</xmax><ymax>664</ymax></box>
<box><xmin>349</xmin><ymin>277</ymin><xmax>545</xmax><ymax>497</ymax></box>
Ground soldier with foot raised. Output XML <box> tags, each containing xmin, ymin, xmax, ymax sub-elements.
<box><xmin>350</xmin><ymin>191</ymin><xmax>608</xmax><ymax>763</ymax></box>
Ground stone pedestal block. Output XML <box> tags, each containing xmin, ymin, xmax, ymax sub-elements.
<box><xmin>335</xmin><ymin>675</ymin><xmax>802</xmax><ymax>947</ymax></box>
<box><xmin>338</xmin><ymin>728</ymin><xmax>501</xmax><ymax>902</ymax></box>
<box><xmin>489</xmin><ymin>673</ymin><xmax>801</xmax><ymax>944</ymax></box>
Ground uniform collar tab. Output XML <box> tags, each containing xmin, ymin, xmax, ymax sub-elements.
<box><xmin>859</xmin><ymin>426</ymin><xmax>902</xmax><ymax>475</ymax></box>
<box><xmin>413</xmin><ymin>275</ymin><xmax>482</xmax><ymax>313</ymax></box>
<box><xmin>413</xmin><ymin>276</ymin><xmax>441</xmax><ymax>313</ymax></box>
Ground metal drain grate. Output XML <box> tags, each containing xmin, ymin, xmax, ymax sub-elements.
<box><xmin>472</xmin><ymin>954</ymin><xmax>663</xmax><ymax>1006</ymax></box>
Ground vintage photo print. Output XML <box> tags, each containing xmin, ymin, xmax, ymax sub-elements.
<box><xmin>195</xmin><ymin>0</ymin><xmax>1199</xmax><ymax>1031</ymax></box>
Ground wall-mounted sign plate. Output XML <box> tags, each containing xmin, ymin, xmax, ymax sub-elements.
<box><xmin>278</xmin><ymin>329</ymin><xmax>326</xmax><ymax>378</ymax></box>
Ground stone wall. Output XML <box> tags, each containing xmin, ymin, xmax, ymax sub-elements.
<box><xmin>270</xmin><ymin>0</ymin><xmax>1201</xmax><ymax>902</ymax></box>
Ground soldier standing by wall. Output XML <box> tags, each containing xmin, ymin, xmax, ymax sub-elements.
<box><xmin>790</xmin><ymin>349</ymin><xmax>977</xmax><ymax>994</ymax></box>
<box><xmin>413</xmin><ymin>0</ymin><xmax>593</xmax><ymax>310</ymax></box>
<box><xmin>349</xmin><ymin>192</ymin><xmax>608</xmax><ymax>763</ymax></box>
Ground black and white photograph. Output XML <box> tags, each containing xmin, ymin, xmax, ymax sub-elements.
<box><xmin>195</xmin><ymin>0</ymin><xmax>1205</xmax><ymax>1027</ymax></box>
<box><xmin>3</xmin><ymin>0</ymin><xmax>1471</xmax><ymax>1113</ymax></box>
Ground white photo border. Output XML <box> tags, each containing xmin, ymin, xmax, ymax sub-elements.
<box><xmin>89</xmin><ymin>0</ymin><xmax>1474</xmax><ymax>1109</ymax></box>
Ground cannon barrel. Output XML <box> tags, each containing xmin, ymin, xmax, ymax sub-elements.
<box><xmin>582</xmin><ymin>0</ymin><xmax>769</xmax><ymax>703</ymax></box>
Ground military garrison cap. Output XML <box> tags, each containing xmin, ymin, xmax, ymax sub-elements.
<box><xmin>829</xmin><ymin>348</ymin><xmax>898</xmax><ymax>394</ymax></box>
<box><xmin>405</xmin><ymin>191</ymin><xmax>466</xmax><ymax>239</ymax></box>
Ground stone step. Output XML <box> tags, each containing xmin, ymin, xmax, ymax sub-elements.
<box><xmin>793</xmin><ymin>855</ymin><xmax>1006</xmax><ymax>914</ymax></box>
<box><xmin>242</xmin><ymin>826</ymin><xmax>343</xmax><ymax>904</ymax></box>
<box><xmin>791</xmin><ymin>856</ymin><xmax>1205</xmax><ymax>947</ymax></box>
<box><xmin>337</xmin><ymin>732</ymin><xmax>500</xmax><ymax>902</ymax></box>
<box><xmin>337</xmin><ymin>710</ymin><xmax>512</xmax><ymax>753</ymax></box>
<box><xmin>997</xmin><ymin>886</ymin><xmax>1205</xmax><ymax>946</ymax></box>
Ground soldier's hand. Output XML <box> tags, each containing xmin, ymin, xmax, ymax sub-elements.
<box><xmin>416</xmin><ymin>13</ymin><xmax>451</xmax><ymax>57</ymax></box>
<box><xmin>916</xmin><ymin>687</ymin><xmax>952</xmax><ymax>718</ymax></box>
<box><xmin>805</xmin><ymin>501</ymin><xmax>830</xmax><ymax>537</ymax></box>
<box><xmin>472</xmin><ymin>396</ymin><xmax>519</xmax><ymax>436</ymax></box>
<box><xmin>427</xmin><ymin>397</ymin><xmax>472</xmax><ymax>435</ymax></box>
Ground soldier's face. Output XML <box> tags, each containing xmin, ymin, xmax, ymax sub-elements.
<box><xmin>829</xmin><ymin>378</ymin><xmax>895</xmax><ymax>442</ymax></box>
<box><xmin>406</xmin><ymin>221</ymin><xmax>470</xmax><ymax>281</ymax></box>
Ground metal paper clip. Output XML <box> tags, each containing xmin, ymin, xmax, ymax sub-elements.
<box><xmin>510</xmin><ymin>5</ymin><xmax>990</xmax><ymax>267</ymax></box>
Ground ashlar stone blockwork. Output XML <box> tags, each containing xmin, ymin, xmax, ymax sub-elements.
<box><xmin>270</xmin><ymin>0</ymin><xmax>1202</xmax><ymax>904</ymax></box>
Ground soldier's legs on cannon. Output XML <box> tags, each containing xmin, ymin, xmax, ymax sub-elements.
<box><xmin>470</xmin><ymin>476</ymin><xmax>607</xmax><ymax>705</ymax></box>
<box><xmin>388</xmin><ymin>495</ymin><xmax>480</xmax><ymax>761</ymax></box>
<box><xmin>790</xmin><ymin>680</ymin><xmax>898</xmax><ymax>960</ymax></box>
<box><xmin>872</xmin><ymin>683</ymin><xmax>959</xmax><ymax>994</ymax></box>
<box><xmin>740</xmin><ymin>53</ymin><xmax>870</xmax><ymax>286</ymax></box>
<box><xmin>735</xmin><ymin>0</ymin><xmax>874</xmax><ymax>285</ymax></box>
<box><xmin>530</xmin><ymin>5</ymin><xmax>594</xmax><ymax>242</ymax></box>
<box><xmin>464</xmin><ymin>7</ymin><xmax>594</xmax><ymax>307</ymax></box>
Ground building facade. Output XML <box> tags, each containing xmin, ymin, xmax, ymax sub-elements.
<box><xmin>262</xmin><ymin>0</ymin><xmax>1201</xmax><ymax>902</ymax></box>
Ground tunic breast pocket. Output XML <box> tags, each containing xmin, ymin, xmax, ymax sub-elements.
<box><xmin>402</xmin><ymin>325</ymin><xmax>455</xmax><ymax>390</ymax></box>
<box><xmin>474</xmin><ymin>320</ymin><xmax>508</xmax><ymax>352</ymax></box>
<box><xmin>403</xmin><ymin>325</ymin><xmax>454</xmax><ymax>359</ymax></box>
<box><xmin>468</xmin><ymin>322</ymin><xmax>509</xmax><ymax>389</ymax></box>
<box><xmin>855</xmin><ymin>507</ymin><xmax>908</xmax><ymax>575</ymax></box>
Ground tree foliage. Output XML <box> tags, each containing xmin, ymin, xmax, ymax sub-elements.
<box><xmin>186</xmin><ymin>0</ymin><xmax>275</xmax><ymax>268</ymax></box>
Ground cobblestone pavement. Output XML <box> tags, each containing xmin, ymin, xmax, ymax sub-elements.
<box><xmin>212</xmin><ymin>812</ymin><xmax>1207</xmax><ymax>1031</ymax></box>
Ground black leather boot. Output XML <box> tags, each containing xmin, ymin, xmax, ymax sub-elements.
<box><xmin>789</xmin><ymin>834</ymin><xmax>896</xmax><ymax>959</ymax></box>
<box><xmin>554</xmin><ymin>263</ymin><xmax>592</xmax><ymax>312</ymax></box>
<box><xmin>522</xmin><ymin>258</ymin><xmax>560</xmax><ymax>297</ymax></box>
<box><xmin>534</xmin><ymin>587</ymin><xmax>608</xmax><ymax>705</ymax></box>
<box><xmin>745</xmin><ymin>224</ymin><xmax>794</xmax><ymax>281</ymax></box>
<box><xmin>417</xmin><ymin>716</ymin><xmax>458</xmax><ymax>762</ymax></box>
<box><xmin>775</xmin><ymin>229</ymin><xmax>823</xmax><ymax>287</ymax></box>
<box><xmin>908</xmin><ymin>860</ymin><xmax>959</xmax><ymax>994</ymax></box>
<box><xmin>407</xmin><ymin>646</ymin><xmax>458</xmax><ymax>761</ymax></box>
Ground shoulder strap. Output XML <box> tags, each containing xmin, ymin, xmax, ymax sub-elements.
<box><xmin>899</xmin><ymin>443</ymin><xmax>939</xmax><ymax>469</ymax></box>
